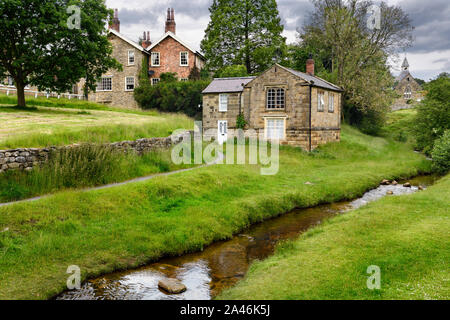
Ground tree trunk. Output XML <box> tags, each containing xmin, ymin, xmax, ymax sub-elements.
<box><xmin>16</xmin><ymin>80</ymin><xmax>26</xmax><ymax>108</ymax></box>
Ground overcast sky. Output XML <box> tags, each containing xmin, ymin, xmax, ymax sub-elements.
<box><xmin>105</xmin><ymin>0</ymin><xmax>450</xmax><ymax>81</ymax></box>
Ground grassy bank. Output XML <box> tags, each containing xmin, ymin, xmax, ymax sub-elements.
<box><xmin>0</xmin><ymin>104</ymin><xmax>193</xmax><ymax>148</ymax></box>
<box><xmin>381</xmin><ymin>109</ymin><xmax>417</xmax><ymax>145</ymax></box>
<box><xmin>0</xmin><ymin>126</ymin><xmax>431</xmax><ymax>299</ymax></box>
<box><xmin>219</xmin><ymin>174</ymin><xmax>449</xmax><ymax>300</ymax></box>
<box><xmin>0</xmin><ymin>146</ymin><xmax>195</xmax><ymax>203</ymax></box>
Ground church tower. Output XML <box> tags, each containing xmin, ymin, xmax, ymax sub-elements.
<box><xmin>401</xmin><ymin>57</ymin><xmax>409</xmax><ymax>71</ymax></box>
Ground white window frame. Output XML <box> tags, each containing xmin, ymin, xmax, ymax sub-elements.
<box><xmin>180</xmin><ymin>51</ymin><xmax>189</xmax><ymax>66</ymax></box>
<box><xmin>328</xmin><ymin>93</ymin><xmax>334</xmax><ymax>113</ymax></box>
<box><xmin>125</xmin><ymin>76</ymin><xmax>135</xmax><ymax>91</ymax></box>
<box><xmin>264</xmin><ymin>117</ymin><xmax>286</xmax><ymax>140</ymax></box>
<box><xmin>180</xmin><ymin>78</ymin><xmax>188</xmax><ymax>82</ymax></box>
<box><xmin>96</xmin><ymin>76</ymin><xmax>113</xmax><ymax>92</ymax></box>
<box><xmin>127</xmin><ymin>50</ymin><xmax>135</xmax><ymax>66</ymax></box>
<box><xmin>151</xmin><ymin>52</ymin><xmax>160</xmax><ymax>66</ymax></box>
<box><xmin>219</xmin><ymin>94</ymin><xmax>228</xmax><ymax>112</ymax></box>
<box><xmin>152</xmin><ymin>78</ymin><xmax>160</xmax><ymax>86</ymax></box>
<box><xmin>318</xmin><ymin>91</ymin><xmax>325</xmax><ymax>112</ymax></box>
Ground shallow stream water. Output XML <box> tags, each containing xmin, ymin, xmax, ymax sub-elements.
<box><xmin>57</xmin><ymin>175</ymin><xmax>439</xmax><ymax>300</ymax></box>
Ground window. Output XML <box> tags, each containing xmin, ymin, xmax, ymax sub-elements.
<box><xmin>266</xmin><ymin>88</ymin><xmax>285</xmax><ymax>109</ymax></box>
<box><xmin>180</xmin><ymin>52</ymin><xmax>188</xmax><ymax>66</ymax></box>
<box><xmin>317</xmin><ymin>91</ymin><xmax>325</xmax><ymax>112</ymax></box>
<box><xmin>125</xmin><ymin>77</ymin><xmax>135</xmax><ymax>91</ymax></box>
<box><xmin>97</xmin><ymin>77</ymin><xmax>112</xmax><ymax>91</ymax></box>
<box><xmin>180</xmin><ymin>78</ymin><xmax>188</xmax><ymax>82</ymax></box>
<box><xmin>151</xmin><ymin>52</ymin><xmax>160</xmax><ymax>66</ymax></box>
<box><xmin>328</xmin><ymin>93</ymin><xmax>334</xmax><ymax>113</ymax></box>
<box><xmin>128</xmin><ymin>50</ymin><xmax>135</xmax><ymax>65</ymax></box>
<box><xmin>404</xmin><ymin>86</ymin><xmax>412</xmax><ymax>99</ymax></box>
<box><xmin>265</xmin><ymin>118</ymin><xmax>285</xmax><ymax>140</ymax></box>
<box><xmin>152</xmin><ymin>78</ymin><xmax>160</xmax><ymax>86</ymax></box>
<box><xmin>219</xmin><ymin>94</ymin><xmax>228</xmax><ymax>112</ymax></box>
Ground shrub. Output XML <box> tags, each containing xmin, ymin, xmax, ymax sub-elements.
<box><xmin>414</xmin><ymin>75</ymin><xmax>450</xmax><ymax>155</ymax></box>
<box><xmin>236</xmin><ymin>113</ymin><xmax>247</xmax><ymax>129</ymax></box>
<box><xmin>214</xmin><ymin>65</ymin><xmax>248</xmax><ymax>78</ymax></box>
<box><xmin>431</xmin><ymin>130</ymin><xmax>450</xmax><ymax>175</ymax></box>
<box><xmin>134</xmin><ymin>80</ymin><xmax>210</xmax><ymax>118</ymax></box>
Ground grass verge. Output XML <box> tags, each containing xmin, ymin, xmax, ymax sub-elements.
<box><xmin>218</xmin><ymin>174</ymin><xmax>449</xmax><ymax>300</ymax></box>
<box><xmin>0</xmin><ymin>125</ymin><xmax>431</xmax><ymax>299</ymax></box>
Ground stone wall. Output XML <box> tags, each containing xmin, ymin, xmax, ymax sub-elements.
<box><xmin>0</xmin><ymin>132</ymin><xmax>190</xmax><ymax>174</ymax></box>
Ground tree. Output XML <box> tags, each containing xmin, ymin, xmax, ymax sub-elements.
<box><xmin>298</xmin><ymin>0</ymin><xmax>413</xmax><ymax>133</ymax></box>
<box><xmin>0</xmin><ymin>0</ymin><xmax>120</xmax><ymax>107</ymax></box>
<box><xmin>414</xmin><ymin>75</ymin><xmax>450</xmax><ymax>155</ymax></box>
<box><xmin>214</xmin><ymin>65</ymin><xmax>248</xmax><ymax>78</ymax></box>
<box><xmin>201</xmin><ymin>0</ymin><xmax>287</xmax><ymax>74</ymax></box>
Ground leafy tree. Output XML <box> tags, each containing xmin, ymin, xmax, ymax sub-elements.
<box><xmin>201</xmin><ymin>0</ymin><xmax>287</xmax><ymax>74</ymax></box>
<box><xmin>0</xmin><ymin>0</ymin><xmax>120</xmax><ymax>107</ymax></box>
<box><xmin>298</xmin><ymin>0</ymin><xmax>413</xmax><ymax>133</ymax></box>
<box><xmin>160</xmin><ymin>72</ymin><xmax>178</xmax><ymax>83</ymax></box>
<box><xmin>431</xmin><ymin>130</ymin><xmax>450</xmax><ymax>175</ymax></box>
<box><xmin>214</xmin><ymin>65</ymin><xmax>248</xmax><ymax>78</ymax></box>
<box><xmin>414</xmin><ymin>75</ymin><xmax>450</xmax><ymax>155</ymax></box>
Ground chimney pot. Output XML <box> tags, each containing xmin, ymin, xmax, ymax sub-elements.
<box><xmin>165</xmin><ymin>8</ymin><xmax>176</xmax><ymax>34</ymax></box>
<box><xmin>110</xmin><ymin>8</ymin><xmax>120</xmax><ymax>32</ymax></box>
<box><xmin>306</xmin><ymin>57</ymin><xmax>315</xmax><ymax>76</ymax></box>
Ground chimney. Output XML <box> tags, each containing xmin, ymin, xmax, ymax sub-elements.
<box><xmin>306</xmin><ymin>55</ymin><xmax>314</xmax><ymax>76</ymax></box>
<box><xmin>110</xmin><ymin>8</ymin><xmax>120</xmax><ymax>32</ymax></box>
<box><xmin>142</xmin><ymin>31</ymin><xmax>151</xmax><ymax>49</ymax></box>
<box><xmin>165</xmin><ymin>8</ymin><xmax>176</xmax><ymax>34</ymax></box>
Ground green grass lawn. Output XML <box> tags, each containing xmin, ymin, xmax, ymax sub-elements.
<box><xmin>218</xmin><ymin>174</ymin><xmax>449</xmax><ymax>300</ymax></box>
<box><xmin>381</xmin><ymin>109</ymin><xmax>417</xmax><ymax>145</ymax></box>
<box><xmin>0</xmin><ymin>125</ymin><xmax>432</xmax><ymax>299</ymax></box>
<box><xmin>0</xmin><ymin>100</ymin><xmax>193</xmax><ymax>149</ymax></box>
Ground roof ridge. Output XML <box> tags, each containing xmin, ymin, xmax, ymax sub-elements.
<box><xmin>213</xmin><ymin>76</ymin><xmax>256</xmax><ymax>80</ymax></box>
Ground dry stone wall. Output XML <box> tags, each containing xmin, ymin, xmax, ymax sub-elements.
<box><xmin>0</xmin><ymin>131</ymin><xmax>190</xmax><ymax>174</ymax></box>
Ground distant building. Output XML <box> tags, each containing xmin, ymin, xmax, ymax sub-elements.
<box><xmin>146</xmin><ymin>8</ymin><xmax>206</xmax><ymax>85</ymax></box>
<box><xmin>202</xmin><ymin>59</ymin><xmax>343</xmax><ymax>151</ymax></box>
<box><xmin>393</xmin><ymin>57</ymin><xmax>424</xmax><ymax>109</ymax></box>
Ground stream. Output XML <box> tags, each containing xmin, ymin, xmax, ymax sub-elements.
<box><xmin>57</xmin><ymin>175</ymin><xmax>439</xmax><ymax>300</ymax></box>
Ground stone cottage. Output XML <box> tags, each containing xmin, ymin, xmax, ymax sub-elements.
<box><xmin>202</xmin><ymin>60</ymin><xmax>343</xmax><ymax>151</ymax></box>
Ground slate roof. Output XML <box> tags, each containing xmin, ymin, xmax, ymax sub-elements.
<box><xmin>277</xmin><ymin>65</ymin><xmax>343</xmax><ymax>92</ymax></box>
<box><xmin>109</xmin><ymin>29</ymin><xmax>149</xmax><ymax>54</ymax></box>
<box><xmin>202</xmin><ymin>76</ymin><xmax>256</xmax><ymax>94</ymax></box>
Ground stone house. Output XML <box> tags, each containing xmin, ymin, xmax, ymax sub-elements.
<box><xmin>202</xmin><ymin>60</ymin><xmax>343</xmax><ymax>151</ymax></box>
<box><xmin>392</xmin><ymin>57</ymin><xmax>424</xmax><ymax>110</ymax></box>
<box><xmin>146</xmin><ymin>8</ymin><xmax>206</xmax><ymax>84</ymax></box>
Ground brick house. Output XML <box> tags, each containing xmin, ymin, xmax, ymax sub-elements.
<box><xmin>146</xmin><ymin>8</ymin><xmax>205</xmax><ymax>85</ymax></box>
<box><xmin>202</xmin><ymin>60</ymin><xmax>343</xmax><ymax>151</ymax></box>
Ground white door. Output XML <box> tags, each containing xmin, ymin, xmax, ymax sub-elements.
<box><xmin>218</xmin><ymin>120</ymin><xmax>228</xmax><ymax>144</ymax></box>
<box><xmin>266</xmin><ymin>118</ymin><xmax>285</xmax><ymax>140</ymax></box>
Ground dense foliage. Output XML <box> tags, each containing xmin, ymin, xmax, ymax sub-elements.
<box><xmin>0</xmin><ymin>0</ymin><xmax>121</xmax><ymax>107</ymax></box>
<box><xmin>413</xmin><ymin>75</ymin><xmax>450</xmax><ymax>155</ymax></box>
<box><xmin>134</xmin><ymin>80</ymin><xmax>210</xmax><ymax>118</ymax></box>
<box><xmin>214</xmin><ymin>65</ymin><xmax>249</xmax><ymax>78</ymax></box>
<box><xmin>201</xmin><ymin>0</ymin><xmax>287</xmax><ymax>74</ymax></box>
<box><xmin>288</xmin><ymin>0</ymin><xmax>413</xmax><ymax>134</ymax></box>
<box><xmin>431</xmin><ymin>130</ymin><xmax>450</xmax><ymax>175</ymax></box>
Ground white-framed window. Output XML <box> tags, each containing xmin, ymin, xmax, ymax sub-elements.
<box><xmin>152</xmin><ymin>78</ymin><xmax>160</xmax><ymax>86</ymax></box>
<box><xmin>128</xmin><ymin>50</ymin><xmax>135</xmax><ymax>66</ymax></box>
<box><xmin>219</xmin><ymin>94</ymin><xmax>228</xmax><ymax>112</ymax></box>
<box><xmin>267</xmin><ymin>88</ymin><xmax>285</xmax><ymax>109</ymax></box>
<box><xmin>96</xmin><ymin>76</ymin><xmax>112</xmax><ymax>91</ymax></box>
<box><xmin>265</xmin><ymin>118</ymin><xmax>286</xmax><ymax>140</ymax></box>
<box><xmin>328</xmin><ymin>93</ymin><xmax>334</xmax><ymax>113</ymax></box>
<box><xmin>125</xmin><ymin>76</ymin><xmax>135</xmax><ymax>91</ymax></box>
<box><xmin>180</xmin><ymin>78</ymin><xmax>188</xmax><ymax>82</ymax></box>
<box><xmin>151</xmin><ymin>52</ymin><xmax>160</xmax><ymax>66</ymax></box>
<box><xmin>317</xmin><ymin>91</ymin><xmax>325</xmax><ymax>112</ymax></box>
<box><xmin>180</xmin><ymin>51</ymin><xmax>189</xmax><ymax>66</ymax></box>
